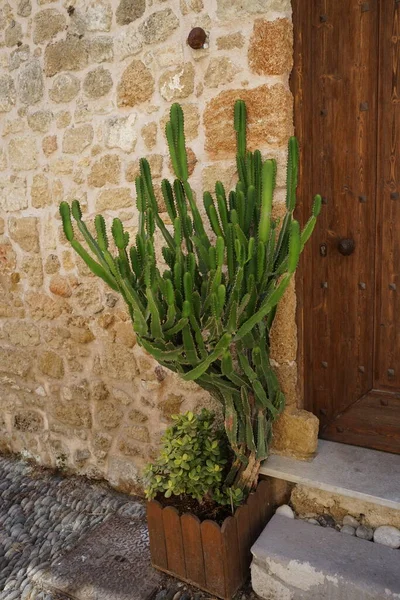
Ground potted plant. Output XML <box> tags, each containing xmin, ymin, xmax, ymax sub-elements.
<box><xmin>59</xmin><ymin>100</ymin><xmax>320</xmax><ymax>599</ymax></box>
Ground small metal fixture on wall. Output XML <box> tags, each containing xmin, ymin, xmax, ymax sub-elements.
<box><xmin>187</xmin><ymin>27</ymin><xmax>207</xmax><ymax>49</ymax></box>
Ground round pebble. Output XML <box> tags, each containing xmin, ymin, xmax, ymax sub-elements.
<box><xmin>341</xmin><ymin>525</ymin><xmax>356</xmax><ymax>536</ymax></box>
<box><xmin>355</xmin><ymin>525</ymin><xmax>373</xmax><ymax>541</ymax></box>
<box><xmin>306</xmin><ymin>518</ymin><xmax>320</xmax><ymax>526</ymax></box>
<box><xmin>317</xmin><ymin>514</ymin><xmax>336</xmax><ymax>528</ymax></box>
<box><xmin>343</xmin><ymin>515</ymin><xmax>360</xmax><ymax>529</ymax></box>
<box><xmin>275</xmin><ymin>504</ymin><xmax>295</xmax><ymax>519</ymax></box>
<box><xmin>373</xmin><ymin>526</ymin><xmax>400</xmax><ymax>548</ymax></box>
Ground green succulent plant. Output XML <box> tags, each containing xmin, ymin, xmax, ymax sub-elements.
<box><xmin>60</xmin><ymin>100</ymin><xmax>321</xmax><ymax>495</ymax></box>
<box><xmin>144</xmin><ymin>409</ymin><xmax>243</xmax><ymax>508</ymax></box>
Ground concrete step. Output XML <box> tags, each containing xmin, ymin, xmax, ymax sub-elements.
<box><xmin>260</xmin><ymin>440</ymin><xmax>400</xmax><ymax>511</ymax></box>
<box><xmin>251</xmin><ymin>515</ymin><xmax>400</xmax><ymax>600</ymax></box>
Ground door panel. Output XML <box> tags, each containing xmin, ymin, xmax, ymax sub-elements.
<box><xmin>292</xmin><ymin>0</ymin><xmax>400</xmax><ymax>453</ymax></box>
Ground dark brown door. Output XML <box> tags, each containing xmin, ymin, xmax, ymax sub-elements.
<box><xmin>293</xmin><ymin>0</ymin><xmax>400</xmax><ymax>453</ymax></box>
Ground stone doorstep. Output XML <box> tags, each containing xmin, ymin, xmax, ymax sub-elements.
<box><xmin>251</xmin><ymin>515</ymin><xmax>400</xmax><ymax>600</ymax></box>
<box><xmin>260</xmin><ymin>439</ymin><xmax>400</xmax><ymax>511</ymax></box>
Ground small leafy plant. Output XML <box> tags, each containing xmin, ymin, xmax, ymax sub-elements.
<box><xmin>144</xmin><ymin>409</ymin><xmax>243</xmax><ymax>508</ymax></box>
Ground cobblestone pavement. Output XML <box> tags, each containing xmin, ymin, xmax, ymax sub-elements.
<box><xmin>0</xmin><ymin>455</ymin><xmax>145</xmax><ymax>600</ymax></box>
<box><xmin>0</xmin><ymin>456</ymin><xmax>257</xmax><ymax>600</ymax></box>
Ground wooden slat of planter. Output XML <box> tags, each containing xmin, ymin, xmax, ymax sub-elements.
<box><xmin>201</xmin><ymin>520</ymin><xmax>225</xmax><ymax>599</ymax></box>
<box><xmin>246</xmin><ymin>491</ymin><xmax>262</xmax><ymax>542</ymax></box>
<box><xmin>146</xmin><ymin>501</ymin><xmax>168</xmax><ymax>570</ymax></box>
<box><xmin>234</xmin><ymin>503</ymin><xmax>252</xmax><ymax>578</ymax></box>
<box><xmin>221</xmin><ymin>516</ymin><xmax>242</xmax><ymax>596</ymax></box>
<box><xmin>181</xmin><ymin>513</ymin><xmax>205</xmax><ymax>588</ymax></box>
<box><xmin>257</xmin><ymin>479</ymin><xmax>274</xmax><ymax>526</ymax></box>
<box><xmin>163</xmin><ymin>506</ymin><xmax>186</xmax><ymax>579</ymax></box>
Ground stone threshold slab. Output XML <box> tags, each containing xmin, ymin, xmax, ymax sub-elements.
<box><xmin>251</xmin><ymin>514</ymin><xmax>400</xmax><ymax>600</ymax></box>
<box><xmin>260</xmin><ymin>440</ymin><xmax>400</xmax><ymax>511</ymax></box>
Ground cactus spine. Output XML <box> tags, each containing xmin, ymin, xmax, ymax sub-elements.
<box><xmin>60</xmin><ymin>101</ymin><xmax>320</xmax><ymax>495</ymax></box>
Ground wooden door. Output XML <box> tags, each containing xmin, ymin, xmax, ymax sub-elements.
<box><xmin>293</xmin><ymin>0</ymin><xmax>400</xmax><ymax>453</ymax></box>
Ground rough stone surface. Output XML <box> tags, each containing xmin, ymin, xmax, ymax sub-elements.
<box><xmin>249</xmin><ymin>18</ymin><xmax>293</xmax><ymax>75</ymax></box>
<box><xmin>88</xmin><ymin>154</ymin><xmax>121</xmax><ymax>187</ymax></box>
<box><xmin>290</xmin><ymin>485</ymin><xmax>400</xmax><ymax>529</ymax></box>
<box><xmin>116</xmin><ymin>0</ymin><xmax>146</xmax><ymax>25</ymax></box>
<box><xmin>252</xmin><ymin>515</ymin><xmax>400</xmax><ymax>600</ymax></box>
<box><xmin>271</xmin><ymin>408</ymin><xmax>319</xmax><ymax>459</ymax></box>
<box><xmin>159</xmin><ymin>62</ymin><xmax>195</xmax><ymax>101</ymax></box>
<box><xmin>204</xmin><ymin>56</ymin><xmax>240</xmax><ymax>88</ymax></box>
<box><xmin>18</xmin><ymin>60</ymin><xmax>44</xmax><ymax>105</ymax></box>
<box><xmin>44</xmin><ymin>36</ymin><xmax>89</xmax><ymax>77</ymax></box>
<box><xmin>8</xmin><ymin>136</ymin><xmax>38</xmax><ymax>170</ymax></box>
<box><xmin>83</xmin><ymin>66</ymin><xmax>113</xmax><ymax>98</ymax></box>
<box><xmin>0</xmin><ymin>0</ymin><xmax>299</xmax><ymax>491</ymax></box>
<box><xmin>62</xmin><ymin>124</ymin><xmax>94</xmax><ymax>154</ymax></box>
<box><xmin>140</xmin><ymin>9</ymin><xmax>179</xmax><ymax>44</ymax></box>
<box><xmin>105</xmin><ymin>114</ymin><xmax>137</xmax><ymax>152</ymax></box>
<box><xmin>117</xmin><ymin>60</ymin><xmax>154</xmax><ymax>107</ymax></box>
<box><xmin>0</xmin><ymin>75</ymin><xmax>16</xmax><ymax>112</ymax></box>
<box><xmin>49</xmin><ymin>73</ymin><xmax>80</xmax><ymax>103</ymax></box>
<box><xmin>33</xmin><ymin>8</ymin><xmax>66</xmax><ymax>44</ymax></box>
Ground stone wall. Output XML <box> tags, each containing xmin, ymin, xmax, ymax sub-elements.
<box><xmin>0</xmin><ymin>0</ymin><xmax>305</xmax><ymax>493</ymax></box>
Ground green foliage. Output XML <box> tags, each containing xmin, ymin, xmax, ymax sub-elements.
<box><xmin>60</xmin><ymin>100</ymin><xmax>320</xmax><ymax>496</ymax></box>
<box><xmin>144</xmin><ymin>410</ymin><xmax>243</xmax><ymax>507</ymax></box>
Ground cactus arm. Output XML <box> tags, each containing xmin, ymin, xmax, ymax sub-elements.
<box><xmin>70</xmin><ymin>240</ymin><xmax>118</xmax><ymax>291</ymax></box>
<box><xmin>258</xmin><ymin>160</ymin><xmax>274</xmax><ymax>244</ymax></box>
<box><xmin>286</xmin><ymin>136</ymin><xmax>299</xmax><ymax>211</ymax></box>
<box><xmin>234</xmin><ymin>99</ymin><xmax>246</xmax><ymax>158</ymax></box>
<box><xmin>181</xmin><ymin>333</ymin><xmax>232</xmax><ymax>381</ymax></box>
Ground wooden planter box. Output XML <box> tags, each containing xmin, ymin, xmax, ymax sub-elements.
<box><xmin>146</xmin><ymin>479</ymin><xmax>276</xmax><ymax>600</ymax></box>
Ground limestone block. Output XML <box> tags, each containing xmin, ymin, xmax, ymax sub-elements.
<box><xmin>139</xmin><ymin>9</ymin><xmax>179</xmax><ymax>45</ymax></box>
<box><xmin>43</xmin><ymin>135</ymin><xmax>58</xmax><ymax>157</ymax></box>
<box><xmin>5</xmin><ymin>22</ymin><xmax>23</xmax><ymax>48</ymax></box>
<box><xmin>44</xmin><ymin>36</ymin><xmax>89</xmax><ymax>77</ymax></box>
<box><xmin>117</xmin><ymin>60</ymin><xmax>154</xmax><ymax>107</ymax></box>
<box><xmin>116</xmin><ymin>0</ymin><xmax>146</xmax><ymax>25</ymax></box>
<box><xmin>17</xmin><ymin>60</ymin><xmax>44</xmax><ymax>105</ymax></box>
<box><xmin>88</xmin><ymin>36</ymin><xmax>114</xmax><ymax>63</ymax></box>
<box><xmin>83</xmin><ymin>66</ymin><xmax>113</xmax><ymax>99</ymax></box>
<box><xmin>270</xmin><ymin>278</ymin><xmax>297</xmax><ymax>362</ymax></box>
<box><xmin>105</xmin><ymin>114</ymin><xmax>138</xmax><ymax>153</ymax></box>
<box><xmin>33</xmin><ymin>9</ymin><xmax>66</xmax><ymax>44</ymax></box>
<box><xmin>9</xmin><ymin>217</ymin><xmax>40</xmax><ymax>253</ymax></box>
<box><xmin>84</xmin><ymin>0</ymin><xmax>112</xmax><ymax>32</ymax></box>
<box><xmin>96</xmin><ymin>188</ymin><xmax>133</xmax><ymax>211</ymax></box>
<box><xmin>217</xmin><ymin>0</ymin><xmax>291</xmax><ymax>19</ymax></box>
<box><xmin>0</xmin><ymin>176</ymin><xmax>27</xmax><ymax>211</ymax></box>
<box><xmin>141</xmin><ymin>122</ymin><xmax>157</xmax><ymax>150</ymax></box>
<box><xmin>17</xmin><ymin>0</ymin><xmax>32</xmax><ymax>17</ymax></box>
<box><xmin>62</xmin><ymin>125</ymin><xmax>94</xmax><ymax>154</ymax></box>
<box><xmin>38</xmin><ymin>351</ymin><xmax>65</xmax><ymax>379</ymax></box>
<box><xmin>114</xmin><ymin>24</ymin><xmax>142</xmax><ymax>61</ymax></box>
<box><xmin>49</xmin><ymin>73</ymin><xmax>80</xmax><ymax>103</ymax></box>
<box><xmin>14</xmin><ymin>410</ymin><xmax>44</xmax><ymax>432</ymax></box>
<box><xmin>88</xmin><ymin>154</ymin><xmax>121</xmax><ymax>188</ymax></box>
<box><xmin>204</xmin><ymin>84</ymin><xmax>293</xmax><ymax>159</ymax></box>
<box><xmin>107</xmin><ymin>456</ymin><xmax>141</xmax><ymax>494</ymax></box>
<box><xmin>216</xmin><ymin>32</ymin><xmax>245</xmax><ymax>50</ymax></box>
<box><xmin>3</xmin><ymin>321</ymin><xmax>40</xmax><ymax>347</ymax></box>
<box><xmin>27</xmin><ymin>109</ymin><xmax>52</xmax><ymax>132</ymax></box>
<box><xmin>204</xmin><ymin>57</ymin><xmax>240</xmax><ymax>89</ymax></box>
<box><xmin>249</xmin><ymin>18</ymin><xmax>293</xmax><ymax>76</ymax></box>
<box><xmin>159</xmin><ymin>63</ymin><xmax>195</xmax><ymax>101</ymax></box>
<box><xmin>271</xmin><ymin>407</ymin><xmax>319</xmax><ymax>459</ymax></box>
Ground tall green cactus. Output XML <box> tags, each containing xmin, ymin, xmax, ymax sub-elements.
<box><xmin>60</xmin><ymin>101</ymin><xmax>321</xmax><ymax>494</ymax></box>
